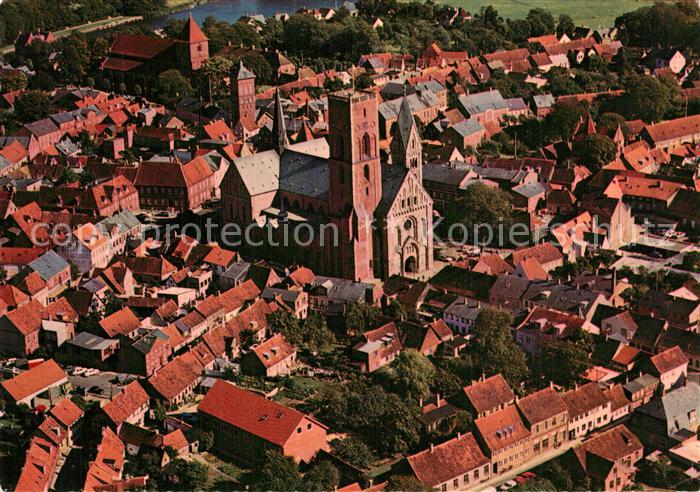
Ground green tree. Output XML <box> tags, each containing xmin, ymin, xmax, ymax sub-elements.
<box><xmin>155</xmin><ymin>69</ymin><xmax>191</xmax><ymax>104</ymax></box>
<box><xmin>578</xmin><ymin>134</ymin><xmax>617</xmax><ymax>169</ymax></box>
<box><xmin>471</xmin><ymin>308</ymin><xmax>529</xmax><ymax>388</ymax></box>
<box><xmin>304</xmin><ymin>461</ymin><xmax>340</xmax><ymax>492</ymax></box>
<box><xmin>198</xmin><ymin>56</ymin><xmax>233</xmax><ymax>103</ymax></box>
<box><xmin>14</xmin><ymin>90</ymin><xmax>52</xmax><ymax>122</ymax></box>
<box><xmin>330</xmin><ymin>437</ymin><xmax>373</xmax><ymax>469</ymax></box>
<box><xmin>152</xmin><ymin>399</ymin><xmax>167</xmax><ymax>422</ymax></box>
<box><xmin>624</xmin><ymin>75</ymin><xmax>677</xmax><ymax>122</ymax></box>
<box><xmin>386</xmin><ymin>349</ymin><xmax>435</xmax><ymax>400</ymax></box>
<box><xmin>681</xmin><ymin>251</ymin><xmax>700</xmax><ymax>273</ymax></box>
<box><xmin>447</xmin><ymin>183</ymin><xmax>512</xmax><ymax>244</ymax></box>
<box><xmin>345</xmin><ymin>303</ymin><xmax>381</xmax><ymax>336</ymax></box>
<box><xmin>541</xmin><ymin>338</ymin><xmax>592</xmax><ymax>388</ymax></box>
<box><xmin>384</xmin><ymin>299</ymin><xmax>408</xmax><ymax>321</ymax></box>
<box><xmin>250</xmin><ymin>450</ymin><xmax>303</xmax><ymax>491</ymax></box>
<box><xmin>513</xmin><ymin>477</ymin><xmax>556</xmax><ymax>491</ymax></box>
<box><xmin>556</xmin><ymin>14</ymin><xmax>575</xmax><ymax>38</ymax></box>
<box><xmin>526</xmin><ymin>8</ymin><xmax>555</xmax><ymax>37</ymax></box>
<box><xmin>170</xmin><ymin>459</ymin><xmax>207</xmax><ymax>491</ymax></box>
<box><xmin>637</xmin><ymin>459</ymin><xmax>691</xmax><ymax>489</ymax></box>
<box><xmin>0</xmin><ymin>70</ymin><xmax>27</xmax><ymax>92</ymax></box>
<box><xmin>543</xmin><ymin>103</ymin><xmax>587</xmax><ymax>141</ymax></box>
<box><xmin>79</xmin><ymin>169</ymin><xmax>96</xmax><ymax>188</ymax></box>
<box><xmin>386</xmin><ymin>475</ymin><xmax>429</xmax><ymax>492</ymax></box>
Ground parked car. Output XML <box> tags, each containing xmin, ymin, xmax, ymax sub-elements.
<box><xmin>84</xmin><ymin>368</ymin><xmax>100</xmax><ymax>377</ymax></box>
<box><xmin>499</xmin><ymin>480</ymin><xmax>518</xmax><ymax>491</ymax></box>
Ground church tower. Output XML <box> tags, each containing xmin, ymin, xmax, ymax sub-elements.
<box><xmin>231</xmin><ymin>61</ymin><xmax>256</xmax><ymax>134</ymax></box>
<box><xmin>181</xmin><ymin>14</ymin><xmax>209</xmax><ymax>71</ymax></box>
<box><xmin>328</xmin><ymin>90</ymin><xmax>382</xmax><ymax>281</ymax></box>
<box><xmin>272</xmin><ymin>87</ymin><xmax>289</xmax><ymax>154</ymax></box>
<box><xmin>391</xmin><ymin>93</ymin><xmax>423</xmax><ymax>181</ymax></box>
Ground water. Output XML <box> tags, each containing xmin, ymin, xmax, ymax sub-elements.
<box><xmin>151</xmin><ymin>0</ymin><xmax>338</xmax><ymax>27</ymax></box>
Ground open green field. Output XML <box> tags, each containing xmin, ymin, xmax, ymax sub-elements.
<box><xmin>433</xmin><ymin>0</ymin><xmax>663</xmax><ymax>27</ymax></box>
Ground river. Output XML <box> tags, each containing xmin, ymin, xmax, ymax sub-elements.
<box><xmin>150</xmin><ymin>0</ymin><xmax>338</xmax><ymax>27</ymax></box>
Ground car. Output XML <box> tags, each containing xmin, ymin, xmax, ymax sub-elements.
<box><xmin>72</xmin><ymin>367</ymin><xmax>87</xmax><ymax>376</ymax></box>
<box><xmin>84</xmin><ymin>368</ymin><xmax>100</xmax><ymax>377</ymax></box>
<box><xmin>498</xmin><ymin>480</ymin><xmax>518</xmax><ymax>491</ymax></box>
<box><xmin>521</xmin><ymin>472</ymin><xmax>535</xmax><ymax>479</ymax></box>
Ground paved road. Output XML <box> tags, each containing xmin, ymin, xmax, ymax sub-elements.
<box><xmin>69</xmin><ymin>371</ymin><xmax>131</xmax><ymax>398</ymax></box>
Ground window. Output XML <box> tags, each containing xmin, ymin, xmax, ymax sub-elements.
<box><xmin>463</xmin><ymin>474</ymin><xmax>469</xmax><ymax>484</ymax></box>
<box><xmin>362</xmin><ymin>132</ymin><xmax>372</xmax><ymax>159</ymax></box>
<box><xmin>453</xmin><ymin>479</ymin><xmax>458</xmax><ymax>488</ymax></box>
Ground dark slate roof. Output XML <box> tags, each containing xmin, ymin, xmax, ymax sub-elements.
<box><xmin>376</xmin><ymin>163</ymin><xmax>408</xmax><ymax>216</ymax></box>
<box><xmin>422</xmin><ymin>163</ymin><xmax>472</xmax><ymax>186</ymax></box>
<box><xmin>236</xmin><ymin>61</ymin><xmax>256</xmax><ymax>80</ymax></box>
<box><xmin>279</xmin><ymin>150</ymin><xmax>329</xmax><ymax>200</ymax></box>
<box><xmin>458</xmin><ymin>90</ymin><xmax>506</xmax><ymax>116</ymax></box>
<box><xmin>451</xmin><ymin>119</ymin><xmax>485</xmax><ymax>137</ymax></box>
<box><xmin>637</xmin><ymin>382</ymin><xmax>700</xmax><ymax>439</ymax></box>
<box><xmin>29</xmin><ymin>250</ymin><xmax>69</xmax><ymax>282</ymax></box>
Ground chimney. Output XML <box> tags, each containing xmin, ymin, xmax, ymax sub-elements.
<box><xmin>430</xmin><ymin>443</ymin><xmax>435</xmax><ymax>453</ymax></box>
<box><xmin>549</xmin><ymin>381</ymin><xmax>554</xmax><ymax>389</ymax></box>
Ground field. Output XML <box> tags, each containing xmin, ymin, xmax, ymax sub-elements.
<box><xmin>433</xmin><ymin>0</ymin><xmax>664</xmax><ymax>27</ymax></box>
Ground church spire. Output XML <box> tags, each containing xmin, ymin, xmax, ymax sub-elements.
<box><xmin>391</xmin><ymin>90</ymin><xmax>422</xmax><ymax>174</ymax></box>
<box><xmin>273</xmin><ymin>87</ymin><xmax>289</xmax><ymax>154</ymax></box>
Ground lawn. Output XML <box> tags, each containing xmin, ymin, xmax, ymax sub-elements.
<box><xmin>432</xmin><ymin>0</ymin><xmax>664</xmax><ymax>27</ymax></box>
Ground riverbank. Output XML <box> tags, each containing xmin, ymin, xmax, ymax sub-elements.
<box><xmin>0</xmin><ymin>15</ymin><xmax>143</xmax><ymax>55</ymax></box>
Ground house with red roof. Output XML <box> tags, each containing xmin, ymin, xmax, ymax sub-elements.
<box><xmin>641</xmin><ymin>114</ymin><xmax>700</xmax><ymax>149</ymax></box>
<box><xmin>453</xmin><ymin>374</ymin><xmax>515</xmax><ymax>418</ymax></box>
<box><xmin>98</xmin><ymin>306</ymin><xmax>141</xmax><ymax>340</ymax></box>
<box><xmin>642</xmin><ymin>345</ymin><xmax>688</xmax><ymax>391</ymax></box>
<box><xmin>241</xmin><ymin>332</ymin><xmax>297</xmax><ymax>377</ymax></box>
<box><xmin>0</xmin><ymin>299</ymin><xmax>44</xmax><ymax>355</ymax></box>
<box><xmin>562</xmin><ymin>382</ymin><xmax>612</xmax><ymax>439</ymax></box>
<box><xmin>198</xmin><ymin>379</ymin><xmax>329</xmax><ymax>465</ymax></box>
<box><xmin>101</xmin><ymin>381</ymin><xmax>150</xmax><ymax>431</ymax></box>
<box><xmin>134</xmin><ymin>157</ymin><xmax>214</xmax><ymax>212</ymax></box>
<box><xmin>0</xmin><ymin>359</ymin><xmax>69</xmax><ymax>406</ymax></box>
<box><xmin>406</xmin><ymin>432</ymin><xmax>491</xmax><ymax>490</ymax></box>
<box><xmin>352</xmin><ymin>322</ymin><xmax>403</xmax><ymax>372</ymax></box>
<box><xmin>14</xmin><ymin>435</ymin><xmax>60</xmax><ymax>492</ymax></box>
<box><xmin>569</xmin><ymin>425</ymin><xmax>643</xmax><ymax>492</ymax></box>
<box><xmin>474</xmin><ymin>405</ymin><xmax>532</xmax><ymax>475</ymax></box>
<box><xmin>50</xmin><ymin>397</ymin><xmax>84</xmax><ymax>445</ymax></box>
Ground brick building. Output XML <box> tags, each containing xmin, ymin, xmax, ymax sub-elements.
<box><xmin>134</xmin><ymin>157</ymin><xmax>214</xmax><ymax>212</ymax></box>
<box><xmin>198</xmin><ymin>379</ymin><xmax>329</xmax><ymax>465</ymax></box>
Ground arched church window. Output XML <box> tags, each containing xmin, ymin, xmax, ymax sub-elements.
<box><xmin>362</xmin><ymin>133</ymin><xmax>372</xmax><ymax>159</ymax></box>
<box><xmin>364</xmin><ymin>164</ymin><xmax>370</xmax><ymax>180</ymax></box>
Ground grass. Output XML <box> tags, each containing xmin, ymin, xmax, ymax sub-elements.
<box><xmin>432</xmin><ymin>0</ymin><xmax>667</xmax><ymax>27</ymax></box>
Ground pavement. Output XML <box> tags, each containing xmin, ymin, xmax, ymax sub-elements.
<box><xmin>68</xmin><ymin>371</ymin><xmax>130</xmax><ymax>398</ymax></box>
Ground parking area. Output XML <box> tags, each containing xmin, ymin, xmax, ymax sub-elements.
<box><xmin>68</xmin><ymin>371</ymin><xmax>134</xmax><ymax>398</ymax></box>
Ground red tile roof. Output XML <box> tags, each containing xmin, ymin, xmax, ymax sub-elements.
<box><xmin>0</xmin><ymin>140</ymin><xmax>29</xmax><ymax>164</ymax></box>
<box><xmin>0</xmin><ymin>247</ymin><xmax>43</xmax><ymax>265</ymax></box>
<box><xmin>203</xmin><ymin>246</ymin><xmax>236</xmax><ymax>267</ymax></box>
<box><xmin>511</xmin><ymin>243</ymin><xmax>563</xmax><ymax>268</ymax></box>
<box><xmin>147</xmin><ymin>351</ymin><xmax>204</xmax><ymax>401</ymax></box>
<box><xmin>650</xmin><ymin>345</ymin><xmax>688</xmax><ymax>374</ymax></box>
<box><xmin>198</xmin><ymin>379</ymin><xmax>325</xmax><ymax>447</ymax></box>
<box><xmin>182</xmin><ymin>15</ymin><xmax>208</xmax><ymax>43</ymax></box>
<box><xmin>50</xmin><ymin>397</ymin><xmax>84</xmax><ymax>428</ymax></box>
<box><xmin>644</xmin><ymin>114</ymin><xmax>700</xmax><ymax>145</ymax></box>
<box><xmin>14</xmin><ymin>436</ymin><xmax>59</xmax><ymax>492</ymax></box>
<box><xmin>407</xmin><ymin>433</ymin><xmax>489</xmax><ymax>487</ymax></box>
<box><xmin>462</xmin><ymin>374</ymin><xmax>515</xmax><ymax>414</ymax></box>
<box><xmin>84</xmin><ymin>427</ymin><xmax>126</xmax><ymax>492</ymax></box>
<box><xmin>1</xmin><ymin>359</ymin><xmax>68</xmax><ymax>403</ymax></box>
<box><xmin>101</xmin><ymin>381</ymin><xmax>150</xmax><ymax>427</ymax></box>
<box><xmin>516</xmin><ymin>386</ymin><xmax>568</xmax><ymax>424</ymax></box>
<box><xmin>562</xmin><ymin>382</ymin><xmax>609</xmax><ymax>418</ymax></box>
<box><xmin>99</xmin><ymin>307</ymin><xmax>141</xmax><ymax>338</ymax></box>
<box><xmin>474</xmin><ymin>405</ymin><xmax>531</xmax><ymax>452</ymax></box>
<box><xmin>4</xmin><ymin>299</ymin><xmax>44</xmax><ymax>336</ymax></box>
<box><xmin>109</xmin><ymin>34</ymin><xmax>174</xmax><ymax>60</ymax></box>
<box><xmin>251</xmin><ymin>333</ymin><xmax>296</xmax><ymax>369</ymax></box>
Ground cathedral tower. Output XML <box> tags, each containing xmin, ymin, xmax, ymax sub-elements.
<box><xmin>328</xmin><ymin>90</ymin><xmax>382</xmax><ymax>281</ymax></box>
<box><xmin>231</xmin><ymin>61</ymin><xmax>256</xmax><ymax>134</ymax></box>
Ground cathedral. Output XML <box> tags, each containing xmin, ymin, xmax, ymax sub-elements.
<box><xmin>221</xmin><ymin>70</ymin><xmax>433</xmax><ymax>281</ymax></box>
